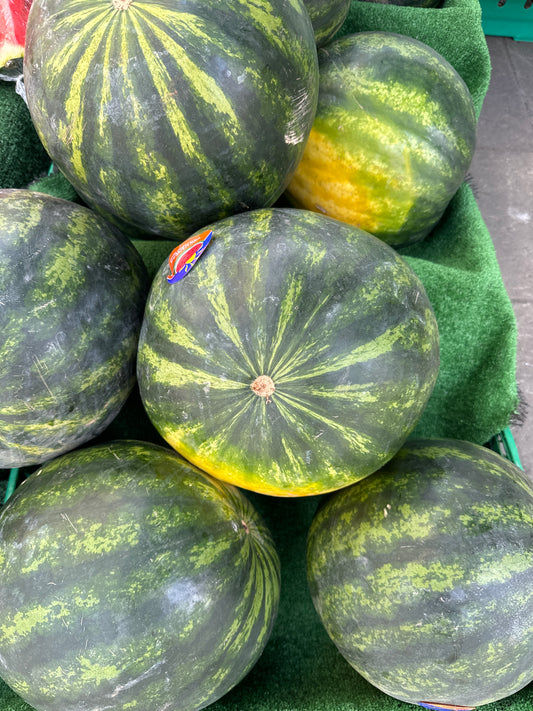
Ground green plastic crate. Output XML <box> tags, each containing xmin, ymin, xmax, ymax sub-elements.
<box><xmin>480</xmin><ymin>0</ymin><xmax>533</xmax><ymax>40</ymax></box>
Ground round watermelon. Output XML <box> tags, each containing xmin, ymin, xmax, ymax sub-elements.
<box><xmin>0</xmin><ymin>189</ymin><xmax>148</xmax><ymax>468</ymax></box>
<box><xmin>306</xmin><ymin>438</ymin><xmax>533</xmax><ymax>708</ymax></box>
<box><xmin>302</xmin><ymin>0</ymin><xmax>351</xmax><ymax>46</ymax></box>
<box><xmin>285</xmin><ymin>31</ymin><xmax>477</xmax><ymax>248</ymax></box>
<box><xmin>23</xmin><ymin>0</ymin><xmax>319</xmax><ymax>240</ymax></box>
<box><xmin>0</xmin><ymin>439</ymin><xmax>281</xmax><ymax>711</ymax></box>
<box><xmin>137</xmin><ymin>207</ymin><xmax>440</xmax><ymax>497</ymax></box>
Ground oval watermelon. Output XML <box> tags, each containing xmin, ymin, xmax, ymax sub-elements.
<box><xmin>306</xmin><ymin>438</ymin><xmax>533</xmax><ymax>708</ymax></box>
<box><xmin>23</xmin><ymin>0</ymin><xmax>319</xmax><ymax>240</ymax></box>
<box><xmin>0</xmin><ymin>189</ymin><xmax>148</xmax><ymax>468</ymax></box>
<box><xmin>137</xmin><ymin>207</ymin><xmax>440</xmax><ymax>497</ymax></box>
<box><xmin>285</xmin><ymin>31</ymin><xmax>477</xmax><ymax>248</ymax></box>
<box><xmin>0</xmin><ymin>439</ymin><xmax>281</xmax><ymax>711</ymax></box>
<box><xmin>302</xmin><ymin>0</ymin><xmax>351</xmax><ymax>46</ymax></box>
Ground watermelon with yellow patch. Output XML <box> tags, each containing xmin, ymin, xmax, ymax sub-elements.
<box><xmin>285</xmin><ymin>31</ymin><xmax>476</xmax><ymax>248</ymax></box>
<box><xmin>137</xmin><ymin>207</ymin><xmax>440</xmax><ymax>497</ymax></box>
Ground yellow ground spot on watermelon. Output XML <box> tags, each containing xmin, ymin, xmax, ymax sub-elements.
<box><xmin>0</xmin><ymin>600</ymin><xmax>69</xmax><ymax>645</ymax></box>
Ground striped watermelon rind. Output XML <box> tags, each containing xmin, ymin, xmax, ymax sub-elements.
<box><xmin>0</xmin><ymin>439</ymin><xmax>281</xmax><ymax>711</ymax></box>
<box><xmin>306</xmin><ymin>438</ymin><xmax>533</xmax><ymax>708</ymax></box>
<box><xmin>302</xmin><ymin>0</ymin><xmax>351</xmax><ymax>46</ymax></box>
<box><xmin>285</xmin><ymin>31</ymin><xmax>477</xmax><ymax>248</ymax></box>
<box><xmin>0</xmin><ymin>189</ymin><xmax>148</xmax><ymax>468</ymax></box>
<box><xmin>137</xmin><ymin>207</ymin><xmax>440</xmax><ymax>497</ymax></box>
<box><xmin>23</xmin><ymin>0</ymin><xmax>319</xmax><ymax>240</ymax></box>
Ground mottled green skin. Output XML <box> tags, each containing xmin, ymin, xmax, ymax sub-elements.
<box><xmin>137</xmin><ymin>208</ymin><xmax>439</xmax><ymax>496</ymax></box>
<box><xmin>23</xmin><ymin>0</ymin><xmax>319</xmax><ymax>240</ymax></box>
<box><xmin>302</xmin><ymin>0</ymin><xmax>351</xmax><ymax>46</ymax></box>
<box><xmin>0</xmin><ymin>189</ymin><xmax>148</xmax><ymax>468</ymax></box>
<box><xmin>0</xmin><ymin>440</ymin><xmax>280</xmax><ymax>711</ymax></box>
<box><xmin>286</xmin><ymin>31</ymin><xmax>476</xmax><ymax>248</ymax></box>
<box><xmin>307</xmin><ymin>438</ymin><xmax>533</xmax><ymax>707</ymax></box>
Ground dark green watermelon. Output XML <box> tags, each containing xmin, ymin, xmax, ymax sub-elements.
<box><xmin>0</xmin><ymin>440</ymin><xmax>281</xmax><ymax>711</ymax></box>
<box><xmin>306</xmin><ymin>438</ymin><xmax>533</xmax><ymax>708</ymax></box>
<box><xmin>302</xmin><ymin>0</ymin><xmax>351</xmax><ymax>46</ymax></box>
<box><xmin>0</xmin><ymin>189</ymin><xmax>148</xmax><ymax>468</ymax></box>
<box><xmin>285</xmin><ymin>31</ymin><xmax>476</xmax><ymax>248</ymax></box>
<box><xmin>23</xmin><ymin>0</ymin><xmax>319</xmax><ymax>240</ymax></box>
<box><xmin>137</xmin><ymin>207</ymin><xmax>440</xmax><ymax>497</ymax></box>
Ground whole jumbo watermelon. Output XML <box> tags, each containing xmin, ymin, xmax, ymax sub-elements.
<box><xmin>137</xmin><ymin>208</ymin><xmax>440</xmax><ymax>497</ymax></box>
<box><xmin>306</xmin><ymin>438</ymin><xmax>533</xmax><ymax>708</ymax></box>
<box><xmin>285</xmin><ymin>31</ymin><xmax>477</xmax><ymax>248</ymax></box>
<box><xmin>0</xmin><ymin>189</ymin><xmax>148</xmax><ymax>468</ymax></box>
<box><xmin>0</xmin><ymin>440</ymin><xmax>281</xmax><ymax>711</ymax></box>
<box><xmin>23</xmin><ymin>0</ymin><xmax>319</xmax><ymax>240</ymax></box>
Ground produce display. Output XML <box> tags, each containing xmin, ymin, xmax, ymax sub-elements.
<box><xmin>0</xmin><ymin>189</ymin><xmax>148</xmax><ymax>468</ymax></box>
<box><xmin>0</xmin><ymin>0</ymin><xmax>530</xmax><ymax>710</ymax></box>
<box><xmin>137</xmin><ymin>207</ymin><xmax>440</xmax><ymax>496</ymax></box>
<box><xmin>23</xmin><ymin>0</ymin><xmax>319</xmax><ymax>240</ymax></box>
<box><xmin>307</xmin><ymin>439</ymin><xmax>533</xmax><ymax>708</ymax></box>
<box><xmin>285</xmin><ymin>31</ymin><xmax>477</xmax><ymax>248</ymax></box>
<box><xmin>0</xmin><ymin>440</ymin><xmax>281</xmax><ymax>711</ymax></box>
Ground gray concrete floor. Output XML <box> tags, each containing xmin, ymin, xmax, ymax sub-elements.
<box><xmin>469</xmin><ymin>35</ymin><xmax>532</xmax><ymax>481</ymax></box>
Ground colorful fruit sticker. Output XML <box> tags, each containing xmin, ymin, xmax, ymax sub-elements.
<box><xmin>418</xmin><ymin>703</ymin><xmax>475</xmax><ymax>710</ymax></box>
<box><xmin>0</xmin><ymin>0</ymin><xmax>33</xmax><ymax>68</ymax></box>
<box><xmin>167</xmin><ymin>229</ymin><xmax>212</xmax><ymax>284</ymax></box>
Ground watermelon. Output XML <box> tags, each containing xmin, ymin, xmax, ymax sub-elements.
<box><xmin>0</xmin><ymin>189</ymin><xmax>148</xmax><ymax>468</ymax></box>
<box><xmin>302</xmin><ymin>0</ymin><xmax>351</xmax><ymax>46</ymax></box>
<box><xmin>23</xmin><ymin>0</ymin><xmax>319</xmax><ymax>241</ymax></box>
<box><xmin>0</xmin><ymin>440</ymin><xmax>280</xmax><ymax>711</ymax></box>
<box><xmin>0</xmin><ymin>0</ymin><xmax>32</xmax><ymax>67</ymax></box>
<box><xmin>285</xmin><ymin>31</ymin><xmax>477</xmax><ymax>248</ymax></box>
<box><xmin>137</xmin><ymin>207</ymin><xmax>440</xmax><ymax>497</ymax></box>
<box><xmin>0</xmin><ymin>439</ymin><xmax>280</xmax><ymax>711</ymax></box>
<box><xmin>306</xmin><ymin>438</ymin><xmax>533</xmax><ymax>708</ymax></box>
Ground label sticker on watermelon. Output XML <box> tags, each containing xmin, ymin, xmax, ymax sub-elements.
<box><xmin>167</xmin><ymin>229</ymin><xmax>212</xmax><ymax>283</ymax></box>
<box><xmin>418</xmin><ymin>703</ymin><xmax>475</xmax><ymax>710</ymax></box>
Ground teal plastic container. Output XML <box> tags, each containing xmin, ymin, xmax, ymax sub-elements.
<box><xmin>480</xmin><ymin>0</ymin><xmax>533</xmax><ymax>41</ymax></box>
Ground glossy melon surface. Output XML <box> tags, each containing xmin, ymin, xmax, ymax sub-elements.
<box><xmin>137</xmin><ymin>207</ymin><xmax>440</xmax><ymax>496</ymax></box>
